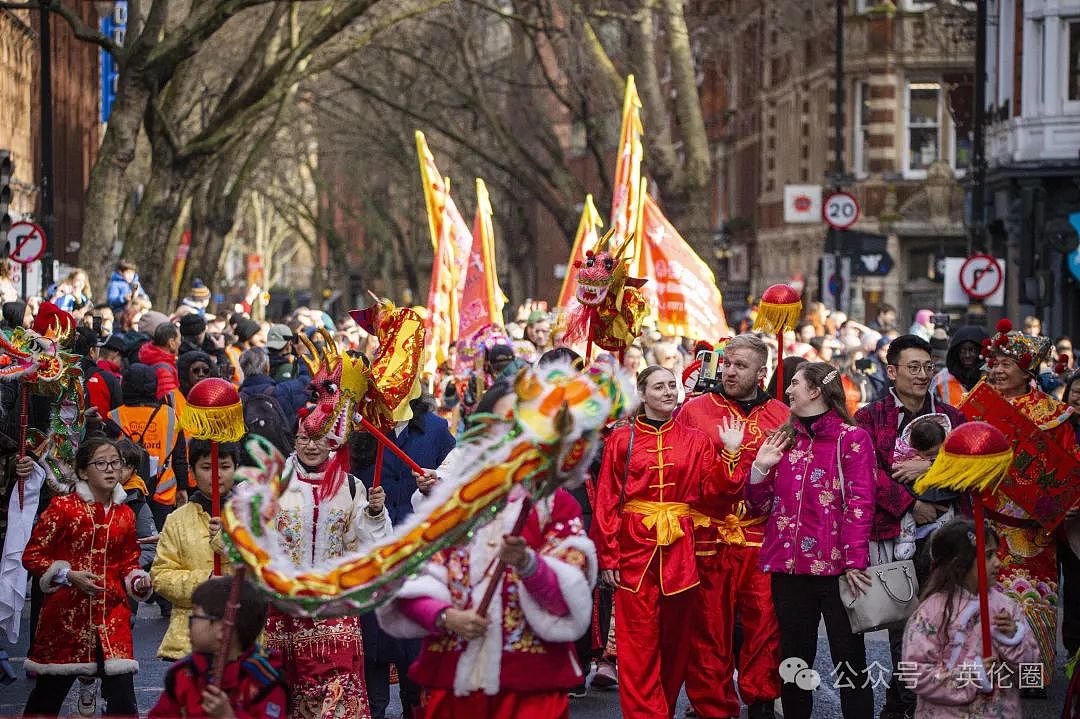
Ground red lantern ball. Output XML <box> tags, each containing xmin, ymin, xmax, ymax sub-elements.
<box><xmin>186</xmin><ymin>377</ymin><xmax>242</xmax><ymax>409</ymax></box>
<box><xmin>760</xmin><ymin>283</ymin><xmax>800</xmax><ymax>306</ymax></box>
<box><xmin>942</xmin><ymin>421</ymin><xmax>1011</xmax><ymax>456</ymax></box>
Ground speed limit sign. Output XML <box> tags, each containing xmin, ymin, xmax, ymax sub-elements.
<box><xmin>823</xmin><ymin>192</ymin><xmax>860</xmax><ymax>230</ymax></box>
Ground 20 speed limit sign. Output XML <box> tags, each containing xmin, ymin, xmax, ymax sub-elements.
<box><xmin>823</xmin><ymin>192</ymin><xmax>860</xmax><ymax>230</ymax></box>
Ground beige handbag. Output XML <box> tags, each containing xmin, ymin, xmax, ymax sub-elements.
<box><xmin>833</xmin><ymin>432</ymin><xmax>920</xmax><ymax>634</ymax></box>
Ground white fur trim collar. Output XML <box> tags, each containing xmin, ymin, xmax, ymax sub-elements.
<box><xmin>74</xmin><ymin>480</ymin><xmax>126</xmax><ymax>506</ymax></box>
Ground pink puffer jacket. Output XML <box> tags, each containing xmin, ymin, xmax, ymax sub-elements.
<box><xmin>746</xmin><ymin>411</ymin><xmax>875</xmax><ymax>576</ymax></box>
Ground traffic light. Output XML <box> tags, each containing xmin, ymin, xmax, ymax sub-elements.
<box><xmin>0</xmin><ymin>151</ymin><xmax>13</xmax><ymax>235</ymax></box>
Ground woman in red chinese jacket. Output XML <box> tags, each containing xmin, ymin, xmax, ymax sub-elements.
<box><xmin>592</xmin><ymin>365</ymin><xmax>730</xmax><ymax>719</ymax></box>
<box><xmin>22</xmin><ymin>436</ymin><xmax>153</xmax><ymax>716</ymax></box>
<box><xmin>377</xmin><ymin>382</ymin><xmax>597</xmax><ymax>719</ymax></box>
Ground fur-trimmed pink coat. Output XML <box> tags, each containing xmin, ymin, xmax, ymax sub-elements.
<box><xmin>901</xmin><ymin>588</ymin><xmax>1039</xmax><ymax>719</ymax></box>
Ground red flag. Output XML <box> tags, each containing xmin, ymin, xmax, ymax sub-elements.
<box><xmin>459</xmin><ymin>178</ymin><xmax>506</xmax><ymax>339</ymax></box>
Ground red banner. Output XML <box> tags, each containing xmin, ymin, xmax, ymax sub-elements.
<box><xmin>638</xmin><ymin>194</ymin><xmax>730</xmax><ymax>341</ymax></box>
<box><xmin>960</xmin><ymin>382</ymin><xmax>1080</xmax><ymax>531</ymax></box>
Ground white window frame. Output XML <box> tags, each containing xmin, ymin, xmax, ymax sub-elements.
<box><xmin>853</xmin><ymin>81</ymin><xmax>872</xmax><ymax>178</ymax></box>
<box><xmin>1064</xmin><ymin>18</ymin><xmax>1080</xmax><ymax>110</ymax></box>
<box><xmin>903</xmin><ymin>81</ymin><xmax>944</xmax><ymax>179</ymax></box>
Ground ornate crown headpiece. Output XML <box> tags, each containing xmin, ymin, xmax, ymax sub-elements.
<box><xmin>980</xmin><ymin>318</ymin><xmax>1051</xmax><ymax>373</ymax></box>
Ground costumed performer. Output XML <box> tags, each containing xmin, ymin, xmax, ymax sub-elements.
<box><xmin>263</xmin><ymin>421</ymin><xmax>391</xmax><ymax>719</ymax></box>
<box><xmin>677</xmin><ymin>334</ymin><xmax>789</xmax><ymax>719</ymax></box>
<box><xmin>591</xmin><ymin>365</ymin><xmax>733</xmax><ymax>719</ymax></box>
<box><xmin>377</xmin><ymin>382</ymin><xmax>597</xmax><ymax>719</ymax></box>
<box><xmin>980</xmin><ymin>318</ymin><xmax>1077</xmax><ymax>692</ymax></box>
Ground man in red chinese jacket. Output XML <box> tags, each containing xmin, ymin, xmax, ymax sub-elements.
<box><xmin>677</xmin><ymin>334</ymin><xmax>789</xmax><ymax>719</ymax></box>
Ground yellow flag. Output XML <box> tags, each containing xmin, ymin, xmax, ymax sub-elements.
<box><xmin>610</xmin><ymin>75</ymin><xmax>644</xmax><ymax>241</ymax></box>
<box><xmin>557</xmin><ymin>194</ymin><xmax>604</xmax><ymax>308</ymax></box>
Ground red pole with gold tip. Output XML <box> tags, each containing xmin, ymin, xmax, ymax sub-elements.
<box><xmin>752</xmin><ymin>284</ymin><xmax>802</xmax><ymax>400</ymax></box>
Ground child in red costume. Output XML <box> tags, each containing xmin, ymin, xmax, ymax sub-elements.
<box><xmin>149</xmin><ymin>577</ymin><xmax>286</xmax><ymax>719</ymax></box>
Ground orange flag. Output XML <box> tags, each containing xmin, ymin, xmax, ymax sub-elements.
<box><xmin>556</xmin><ymin>194</ymin><xmax>603</xmax><ymax>308</ymax></box>
<box><xmin>638</xmin><ymin>194</ymin><xmax>730</xmax><ymax>340</ymax></box>
<box><xmin>610</xmin><ymin>75</ymin><xmax>644</xmax><ymax>240</ymax></box>
<box><xmin>417</xmin><ymin>131</ymin><xmax>472</xmax><ymax>374</ymax></box>
<box><xmin>460</xmin><ymin>178</ymin><xmax>506</xmax><ymax>339</ymax></box>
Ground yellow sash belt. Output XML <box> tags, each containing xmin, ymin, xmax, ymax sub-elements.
<box><xmin>624</xmin><ymin>499</ymin><xmax>708</xmax><ymax>546</ymax></box>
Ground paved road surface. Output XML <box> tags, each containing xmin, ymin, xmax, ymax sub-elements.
<box><xmin>2</xmin><ymin>604</ymin><xmax>1068</xmax><ymax>717</ymax></box>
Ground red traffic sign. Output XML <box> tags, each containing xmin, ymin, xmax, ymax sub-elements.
<box><xmin>823</xmin><ymin>192</ymin><xmax>860</xmax><ymax>230</ymax></box>
<box><xmin>6</xmin><ymin>221</ymin><xmax>46</xmax><ymax>264</ymax></box>
<box><xmin>959</xmin><ymin>254</ymin><xmax>1003</xmax><ymax>300</ymax></box>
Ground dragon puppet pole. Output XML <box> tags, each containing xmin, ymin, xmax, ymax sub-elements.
<box><xmin>973</xmin><ymin>496</ymin><xmax>993</xmax><ymax>658</ymax></box>
<box><xmin>211</xmin><ymin>442</ymin><xmax>221</xmax><ymax>576</ymax></box>
<box><xmin>475</xmin><ymin>495</ymin><xmax>535</xmax><ymax>616</ymax></box>
<box><xmin>373</xmin><ymin>444</ymin><xmax>386</xmax><ymax>488</ymax></box>
<box><xmin>17</xmin><ymin>384</ymin><xmax>28</xmax><ymax>509</ymax></box>
<box><xmin>357</xmin><ymin>416</ymin><xmax>425</xmax><ymax>477</ymax></box>
<box><xmin>210</xmin><ymin>566</ymin><xmax>247</xmax><ymax>687</ymax></box>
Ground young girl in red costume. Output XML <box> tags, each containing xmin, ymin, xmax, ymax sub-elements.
<box><xmin>22</xmin><ymin>436</ymin><xmax>153</xmax><ymax>716</ymax></box>
<box><xmin>377</xmin><ymin>382</ymin><xmax>597</xmax><ymax>719</ymax></box>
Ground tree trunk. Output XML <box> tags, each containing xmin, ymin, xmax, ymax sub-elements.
<box><xmin>122</xmin><ymin>152</ymin><xmax>190</xmax><ymax>306</ymax></box>
<box><xmin>78</xmin><ymin>74</ymin><xmax>153</xmax><ymax>296</ymax></box>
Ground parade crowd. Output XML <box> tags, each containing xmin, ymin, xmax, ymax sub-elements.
<box><xmin>0</xmin><ymin>259</ymin><xmax>1079</xmax><ymax>719</ymax></box>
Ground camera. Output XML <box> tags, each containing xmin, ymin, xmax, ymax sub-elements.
<box><xmin>855</xmin><ymin>358</ymin><xmax>874</xmax><ymax>373</ymax></box>
<box><xmin>930</xmin><ymin>313</ymin><xmax>950</xmax><ymax>329</ymax></box>
<box><xmin>693</xmin><ymin>349</ymin><xmax>723</xmax><ymax>394</ymax></box>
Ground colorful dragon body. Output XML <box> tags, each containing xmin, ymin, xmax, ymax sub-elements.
<box><xmin>221</xmin><ymin>360</ymin><xmax>634</xmax><ymax>616</ymax></box>
<box><xmin>564</xmin><ymin>230</ymin><xmax>648</xmax><ymax>358</ymax></box>
<box><xmin>0</xmin><ymin>325</ymin><xmax>85</xmax><ymax>494</ymax></box>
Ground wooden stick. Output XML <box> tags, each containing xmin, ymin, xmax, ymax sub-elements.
<box><xmin>357</xmin><ymin>416</ymin><xmax>424</xmax><ymax>476</ymax></box>
<box><xmin>210</xmin><ymin>566</ymin><xmax>246</xmax><ymax>687</ymax></box>
<box><xmin>973</xmin><ymin>497</ymin><xmax>993</xmax><ymax>659</ymax></box>
<box><xmin>475</xmin><ymin>496</ymin><xmax>534</xmax><ymax>616</ymax></box>
<box><xmin>774</xmin><ymin>333</ymin><xmax>784</xmax><ymax>401</ymax></box>
<box><xmin>17</xmin><ymin>384</ymin><xmax>28</xmax><ymax>509</ymax></box>
<box><xmin>211</xmin><ymin>442</ymin><xmax>221</xmax><ymax>576</ymax></box>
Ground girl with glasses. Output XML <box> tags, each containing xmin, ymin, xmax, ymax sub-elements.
<box><xmin>22</xmin><ymin>436</ymin><xmax>153</xmax><ymax>716</ymax></box>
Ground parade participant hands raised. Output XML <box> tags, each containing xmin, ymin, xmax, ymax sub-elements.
<box><xmin>499</xmin><ymin>535</ymin><xmax>532</xmax><ymax>571</ymax></box>
<box><xmin>753</xmin><ymin>430</ymin><xmax>790</xmax><ymax>472</ymax></box>
<box><xmin>717</xmin><ymin>417</ymin><xmax>746</xmax><ymax>453</ymax></box>
<box><xmin>601</xmin><ymin>569</ymin><xmax>621</xmax><ymax>588</ymax></box>
<box><xmin>443</xmin><ymin>608</ymin><xmax>490</xmax><ymax>640</ymax></box>
<box><xmin>844</xmin><ymin>568</ymin><xmax>872</xmax><ymax>597</ymax></box>
<box><xmin>366</xmin><ymin>486</ymin><xmax>386</xmax><ymax>516</ymax></box>
<box><xmin>200</xmin><ymin>685</ymin><xmax>236</xmax><ymax>718</ymax></box>
<box><xmin>414</xmin><ymin>469</ymin><xmax>438</xmax><ymax>496</ymax></box>
<box><xmin>69</xmin><ymin>571</ymin><xmax>105</xmax><ymax>596</ymax></box>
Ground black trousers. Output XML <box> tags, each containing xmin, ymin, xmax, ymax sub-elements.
<box><xmin>771</xmin><ymin>573</ymin><xmax>873</xmax><ymax>719</ymax></box>
<box><xmin>883</xmin><ymin>536</ymin><xmax>932</xmax><ymax>713</ymax></box>
<box><xmin>24</xmin><ymin>643</ymin><xmax>137</xmax><ymax>717</ymax></box>
<box><xmin>364</xmin><ymin>641</ymin><xmax>422</xmax><ymax>719</ymax></box>
<box><xmin>575</xmin><ymin>585</ymin><xmax>614</xmax><ymax>670</ymax></box>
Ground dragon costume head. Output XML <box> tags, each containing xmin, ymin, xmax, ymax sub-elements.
<box><xmin>573</xmin><ymin>229</ymin><xmax>633</xmax><ymax>307</ymax></box>
<box><xmin>297</xmin><ymin>300</ymin><xmax>424</xmax><ymax>443</ymax></box>
<box><xmin>0</xmin><ymin>320</ymin><xmax>85</xmax><ymax>493</ymax></box>
<box><xmin>565</xmin><ymin>230</ymin><xmax>648</xmax><ymax>355</ymax></box>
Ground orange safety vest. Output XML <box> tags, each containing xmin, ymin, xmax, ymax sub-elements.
<box><xmin>109</xmin><ymin>404</ymin><xmax>180</xmax><ymax>506</ymax></box>
<box><xmin>225</xmin><ymin>345</ymin><xmax>242</xmax><ymax>384</ymax></box>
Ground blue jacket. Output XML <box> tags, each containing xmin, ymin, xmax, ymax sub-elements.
<box><xmin>355</xmin><ymin>409</ymin><xmax>455</xmax><ymax>526</ymax></box>
<box><xmin>238</xmin><ymin>373</ymin><xmax>307</xmax><ymax>429</ymax></box>
<box><xmin>106</xmin><ymin>270</ymin><xmax>148</xmax><ymax>311</ymax></box>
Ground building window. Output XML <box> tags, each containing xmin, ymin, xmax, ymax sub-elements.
<box><xmin>1069</xmin><ymin>20</ymin><xmax>1080</xmax><ymax>102</ymax></box>
<box><xmin>906</xmin><ymin>82</ymin><xmax>941</xmax><ymax>173</ymax></box>
<box><xmin>853</xmin><ymin>81</ymin><xmax>871</xmax><ymax>176</ymax></box>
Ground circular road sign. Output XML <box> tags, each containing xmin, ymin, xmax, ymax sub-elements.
<box><xmin>6</xmin><ymin>221</ymin><xmax>46</xmax><ymax>264</ymax></box>
<box><xmin>823</xmin><ymin>192</ymin><xmax>860</xmax><ymax>230</ymax></box>
<box><xmin>959</xmin><ymin>254</ymin><xmax>1003</xmax><ymax>300</ymax></box>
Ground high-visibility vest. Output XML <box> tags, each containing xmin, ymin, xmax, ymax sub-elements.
<box><xmin>109</xmin><ymin>404</ymin><xmax>180</xmax><ymax>505</ymax></box>
<box><xmin>225</xmin><ymin>345</ymin><xmax>242</xmax><ymax>383</ymax></box>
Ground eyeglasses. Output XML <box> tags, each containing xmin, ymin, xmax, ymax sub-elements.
<box><xmin>188</xmin><ymin>613</ymin><xmax>220</xmax><ymax>627</ymax></box>
<box><xmin>89</xmin><ymin>459</ymin><xmax>125</xmax><ymax>471</ymax></box>
<box><xmin>295</xmin><ymin>436</ymin><xmax>327</xmax><ymax>447</ymax></box>
<box><xmin>191</xmin><ymin>366</ymin><xmax>211</xmax><ymax>376</ymax></box>
<box><xmin>893</xmin><ymin>362</ymin><xmax>937</xmax><ymax>377</ymax></box>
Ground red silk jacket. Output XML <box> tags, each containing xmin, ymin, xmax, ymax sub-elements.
<box><xmin>592</xmin><ymin>417</ymin><xmax>730</xmax><ymax>595</ymax></box>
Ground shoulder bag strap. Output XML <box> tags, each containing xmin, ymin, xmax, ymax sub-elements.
<box><xmin>616</xmin><ymin>422</ymin><xmax>636</xmax><ymax>513</ymax></box>
<box><xmin>135</xmin><ymin>402</ymin><xmax>164</xmax><ymax>445</ymax></box>
<box><xmin>836</xmin><ymin>429</ymin><xmax>846</xmax><ymax>507</ymax></box>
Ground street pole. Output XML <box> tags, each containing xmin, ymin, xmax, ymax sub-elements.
<box><xmin>970</xmin><ymin>0</ymin><xmax>987</xmax><ymax>253</ymax></box>
<box><xmin>829</xmin><ymin>0</ymin><xmax>845</xmax><ymax>313</ymax></box>
<box><xmin>39</xmin><ymin>2</ymin><xmax>55</xmax><ymax>290</ymax></box>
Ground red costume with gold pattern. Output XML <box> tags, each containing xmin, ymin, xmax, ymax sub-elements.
<box><xmin>592</xmin><ymin>417</ymin><xmax>730</xmax><ymax>719</ymax></box>
<box><xmin>22</xmin><ymin>482</ymin><xmax>151</xmax><ymax>675</ymax></box>
<box><xmin>677</xmin><ymin>390</ymin><xmax>790</xmax><ymax>718</ymax></box>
